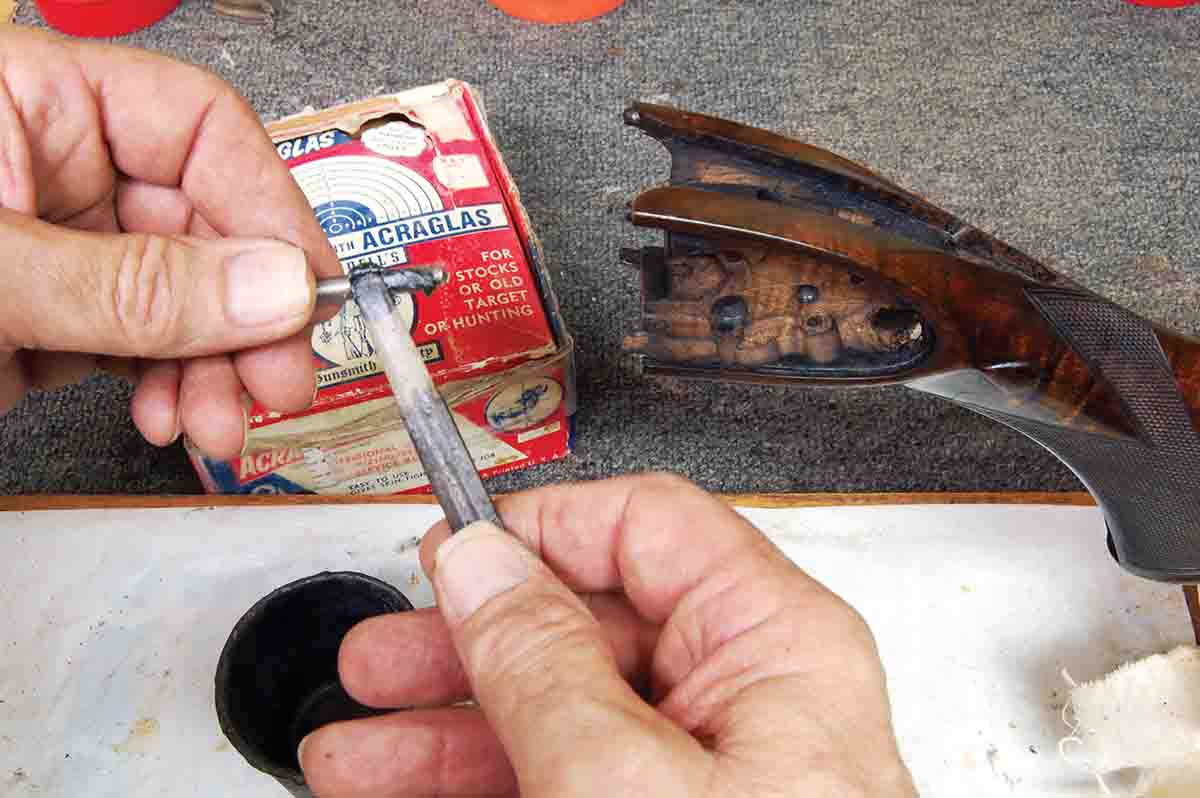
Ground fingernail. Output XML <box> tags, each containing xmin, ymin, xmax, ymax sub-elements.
<box><xmin>296</xmin><ymin>733</ymin><xmax>310</xmax><ymax>767</ymax></box>
<box><xmin>434</xmin><ymin>521</ymin><xmax>531</xmax><ymax>624</ymax></box>
<box><xmin>224</xmin><ymin>243</ymin><xmax>313</xmax><ymax>327</ymax></box>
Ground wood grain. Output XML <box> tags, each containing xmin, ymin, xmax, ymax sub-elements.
<box><xmin>0</xmin><ymin>491</ymin><xmax>1095</xmax><ymax>512</ymax></box>
<box><xmin>627</xmin><ymin>102</ymin><xmax>1200</xmax><ymax>434</ymax></box>
<box><xmin>722</xmin><ymin>491</ymin><xmax>1096</xmax><ymax>509</ymax></box>
<box><xmin>0</xmin><ymin>493</ymin><xmax>440</xmax><ymax>511</ymax></box>
<box><xmin>1185</xmin><ymin>585</ymin><xmax>1200</xmax><ymax>645</ymax></box>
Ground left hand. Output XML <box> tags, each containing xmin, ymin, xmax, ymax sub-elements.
<box><xmin>0</xmin><ymin>28</ymin><xmax>340</xmax><ymax>459</ymax></box>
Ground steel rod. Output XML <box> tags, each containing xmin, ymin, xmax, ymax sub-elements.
<box><xmin>349</xmin><ymin>269</ymin><xmax>500</xmax><ymax>533</ymax></box>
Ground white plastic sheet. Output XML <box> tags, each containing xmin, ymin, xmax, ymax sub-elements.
<box><xmin>0</xmin><ymin>502</ymin><xmax>1190</xmax><ymax>796</ymax></box>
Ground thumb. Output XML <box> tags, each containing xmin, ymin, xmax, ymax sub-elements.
<box><xmin>0</xmin><ymin>210</ymin><xmax>315</xmax><ymax>358</ymax></box>
<box><xmin>431</xmin><ymin>521</ymin><xmax>707</xmax><ymax>796</ymax></box>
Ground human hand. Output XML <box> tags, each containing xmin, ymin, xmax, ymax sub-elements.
<box><xmin>300</xmin><ymin>473</ymin><xmax>917</xmax><ymax>797</ymax></box>
<box><xmin>0</xmin><ymin>28</ymin><xmax>340</xmax><ymax>459</ymax></box>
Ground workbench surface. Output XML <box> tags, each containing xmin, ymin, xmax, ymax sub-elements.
<box><xmin>0</xmin><ymin>500</ymin><xmax>1191</xmax><ymax>796</ymax></box>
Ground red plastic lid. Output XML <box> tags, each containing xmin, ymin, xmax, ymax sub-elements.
<box><xmin>487</xmin><ymin>0</ymin><xmax>625</xmax><ymax>24</ymax></box>
<box><xmin>34</xmin><ymin>0</ymin><xmax>182</xmax><ymax>37</ymax></box>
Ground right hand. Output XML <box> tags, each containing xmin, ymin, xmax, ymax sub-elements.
<box><xmin>301</xmin><ymin>473</ymin><xmax>917</xmax><ymax>797</ymax></box>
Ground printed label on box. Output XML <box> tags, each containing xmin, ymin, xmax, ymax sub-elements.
<box><xmin>187</xmin><ymin>81</ymin><xmax>573</xmax><ymax>495</ymax></box>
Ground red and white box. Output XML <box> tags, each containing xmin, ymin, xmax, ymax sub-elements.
<box><xmin>187</xmin><ymin>81</ymin><xmax>574</xmax><ymax>495</ymax></box>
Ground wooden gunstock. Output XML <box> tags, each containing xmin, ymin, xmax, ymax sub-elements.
<box><xmin>622</xmin><ymin>103</ymin><xmax>1200</xmax><ymax>582</ymax></box>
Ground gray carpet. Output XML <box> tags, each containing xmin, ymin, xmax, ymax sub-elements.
<box><xmin>5</xmin><ymin>0</ymin><xmax>1200</xmax><ymax>495</ymax></box>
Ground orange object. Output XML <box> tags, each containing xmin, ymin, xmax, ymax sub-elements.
<box><xmin>487</xmin><ymin>0</ymin><xmax>624</xmax><ymax>23</ymax></box>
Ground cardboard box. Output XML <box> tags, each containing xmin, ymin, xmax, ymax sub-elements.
<box><xmin>187</xmin><ymin>81</ymin><xmax>574</xmax><ymax>495</ymax></box>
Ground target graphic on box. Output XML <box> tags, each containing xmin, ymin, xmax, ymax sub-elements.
<box><xmin>293</xmin><ymin>156</ymin><xmax>444</xmax><ymax>368</ymax></box>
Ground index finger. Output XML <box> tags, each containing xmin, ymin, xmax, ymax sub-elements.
<box><xmin>67</xmin><ymin>35</ymin><xmax>340</xmax><ymax>280</ymax></box>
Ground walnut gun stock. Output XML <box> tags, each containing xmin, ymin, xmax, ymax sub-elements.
<box><xmin>621</xmin><ymin>103</ymin><xmax>1200</xmax><ymax>583</ymax></box>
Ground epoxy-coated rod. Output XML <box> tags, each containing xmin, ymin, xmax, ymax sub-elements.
<box><xmin>350</xmin><ymin>270</ymin><xmax>501</xmax><ymax>533</ymax></box>
<box><xmin>318</xmin><ymin>266</ymin><xmax>447</xmax><ymax>307</ymax></box>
